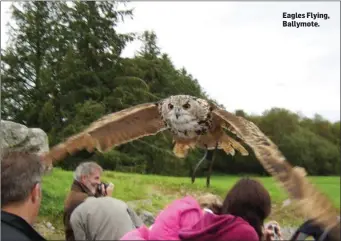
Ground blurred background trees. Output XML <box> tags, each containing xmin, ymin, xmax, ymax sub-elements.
<box><xmin>2</xmin><ymin>1</ymin><xmax>340</xmax><ymax>176</ymax></box>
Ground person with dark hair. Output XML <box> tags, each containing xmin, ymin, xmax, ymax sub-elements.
<box><xmin>1</xmin><ymin>150</ymin><xmax>46</xmax><ymax>241</ymax></box>
<box><xmin>121</xmin><ymin>178</ymin><xmax>279</xmax><ymax>241</ymax></box>
<box><xmin>221</xmin><ymin>177</ymin><xmax>272</xmax><ymax>240</ymax></box>
<box><xmin>178</xmin><ymin>177</ymin><xmax>280</xmax><ymax>241</ymax></box>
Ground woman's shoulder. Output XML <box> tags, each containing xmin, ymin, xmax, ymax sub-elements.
<box><xmin>231</xmin><ymin>215</ymin><xmax>259</xmax><ymax>241</ymax></box>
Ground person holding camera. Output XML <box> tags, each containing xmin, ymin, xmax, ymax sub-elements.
<box><xmin>63</xmin><ymin>161</ymin><xmax>114</xmax><ymax>241</ymax></box>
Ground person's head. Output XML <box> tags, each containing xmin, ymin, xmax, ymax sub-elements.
<box><xmin>1</xmin><ymin>150</ymin><xmax>45</xmax><ymax>224</ymax></box>
<box><xmin>74</xmin><ymin>162</ymin><xmax>103</xmax><ymax>194</ymax></box>
<box><xmin>221</xmin><ymin>177</ymin><xmax>271</xmax><ymax>240</ymax></box>
<box><xmin>197</xmin><ymin>193</ymin><xmax>223</xmax><ymax>214</ymax></box>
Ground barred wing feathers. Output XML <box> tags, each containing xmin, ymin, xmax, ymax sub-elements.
<box><xmin>43</xmin><ymin>103</ymin><xmax>166</xmax><ymax>164</ymax></box>
<box><xmin>212</xmin><ymin>108</ymin><xmax>340</xmax><ymax>241</ymax></box>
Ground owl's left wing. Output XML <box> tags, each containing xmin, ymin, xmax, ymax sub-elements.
<box><xmin>42</xmin><ymin>102</ymin><xmax>167</xmax><ymax>164</ymax></box>
<box><xmin>212</xmin><ymin>108</ymin><xmax>340</xmax><ymax>240</ymax></box>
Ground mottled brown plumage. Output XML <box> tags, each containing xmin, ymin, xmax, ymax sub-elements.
<box><xmin>211</xmin><ymin>109</ymin><xmax>340</xmax><ymax>241</ymax></box>
<box><xmin>44</xmin><ymin>95</ymin><xmax>248</xmax><ymax>164</ymax></box>
<box><xmin>42</xmin><ymin>95</ymin><xmax>339</xmax><ymax>239</ymax></box>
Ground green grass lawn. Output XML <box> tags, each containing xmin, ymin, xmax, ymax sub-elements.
<box><xmin>37</xmin><ymin>168</ymin><xmax>340</xmax><ymax>239</ymax></box>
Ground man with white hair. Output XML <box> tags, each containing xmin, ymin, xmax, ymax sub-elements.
<box><xmin>63</xmin><ymin>161</ymin><xmax>114</xmax><ymax>241</ymax></box>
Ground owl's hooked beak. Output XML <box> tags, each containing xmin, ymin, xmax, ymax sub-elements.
<box><xmin>175</xmin><ymin>109</ymin><xmax>180</xmax><ymax>119</ymax></box>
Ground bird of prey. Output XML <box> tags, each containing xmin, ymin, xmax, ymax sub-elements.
<box><xmin>42</xmin><ymin>94</ymin><xmax>340</xmax><ymax>241</ymax></box>
<box><xmin>44</xmin><ymin>95</ymin><xmax>249</xmax><ymax>187</ymax></box>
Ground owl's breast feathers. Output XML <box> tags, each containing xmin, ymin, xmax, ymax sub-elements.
<box><xmin>170</xmin><ymin>110</ymin><xmax>248</xmax><ymax>158</ymax></box>
<box><xmin>168</xmin><ymin>115</ymin><xmax>212</xmax><ymax>139</ymax></box>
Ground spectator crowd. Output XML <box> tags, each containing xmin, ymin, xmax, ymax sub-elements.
<box><xmin>1</xmin><ymin>150</ymin><xmax>339</xmax><ymax>241</ymax></box>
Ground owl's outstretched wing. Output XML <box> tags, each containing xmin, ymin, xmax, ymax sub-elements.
<box><xmin>43</xmin><ymin>103</ymin><xmax>167</xmax><ymax>164</ymax></box>
<box><xmin>212</xmin><ymin>108</ymin><xmax>340</xmax><ymax>240</ymax></box>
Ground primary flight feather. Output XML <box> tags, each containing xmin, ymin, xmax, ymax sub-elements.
<box><xmin>211</xmin><ymin>108</ymin><xmax>340</xmax><ymax>241</ymax></box>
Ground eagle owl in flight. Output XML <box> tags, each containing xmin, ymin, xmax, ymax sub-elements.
<box><xmin>45</xmin><ymin>95</ymin><xmax>249</xmax><ymax>187</ymax></box>
<box><xmin>43</xmin><ymin>95</ymin><xmax>340</xmax><ymax>240</ymax></box>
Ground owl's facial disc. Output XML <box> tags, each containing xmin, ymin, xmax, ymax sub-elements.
<box><xmin>159</xmin><ymin>95</ymin><xmax>212</xmax><ymax>137</ymax></box>
<box><xmin>165</xmin><ymin>99</ymin><xmax>195</xmax><ymax>124</ymax></box>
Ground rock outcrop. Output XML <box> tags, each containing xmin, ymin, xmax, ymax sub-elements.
<box><xmin>139</xmin><ymin>210</ymin><xmax>155</xmax><ymax>226</ymax></box>
<box><xmin>1</xmin><ymin>120</ymin><xmax>51</xmax><ymax>171</ymax></box>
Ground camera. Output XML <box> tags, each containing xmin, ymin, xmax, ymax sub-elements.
<box><xmin>268</xmin><ymin>223</ymin><xmax>280</xmax><ymax>240</ymax></box>
<box><xmin>97</xmin><ymin>182</ymin><xmax>109</xmax><ymax>195</ymax></box>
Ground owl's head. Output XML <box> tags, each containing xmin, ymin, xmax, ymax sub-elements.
<box><xmin>159</xmin><ymin>95</ymin><xmax>212</xmax><ymax>123</ymax></box>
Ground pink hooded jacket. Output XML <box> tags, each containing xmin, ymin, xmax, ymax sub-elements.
<box><xmin>120</xmin><ymin>196</ymin><xmax>258</xmax><ymax>241</ymax></box>
<box><xmin>121</xmin><ymin>196</ymin><xmax>203</xmax><ymax>240</ymax></box>
<box><xmin>179</xmin><ymin>212</ymin><xmax>258</xmax><ymax>241</ymax></box>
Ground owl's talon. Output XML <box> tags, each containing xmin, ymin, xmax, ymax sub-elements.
<box><xmin>206</xmin><ymin>142</ymin><xmax>218</xmax><ymax>188</ymax></box>
<box><xmin>191</xmin><ymin>148</ymin><xmax>209</xmax><ymax>184</ymax></box>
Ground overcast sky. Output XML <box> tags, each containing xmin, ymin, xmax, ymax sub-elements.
<box><xmin>1</xmin><ymin>1</ymin><xmax>340</xmax><ymax>122</ymax></box>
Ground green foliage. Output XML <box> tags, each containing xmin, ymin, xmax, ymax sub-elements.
<box><xmin>1</xmin><ymin>2</ymin><xmax>60</xmax><ymax>126</ymax></box>
<box><xmin>2</xmin><ymin>1</ymin><xmax>340</xmax><ymax>177</ymax></box>
<box><xmin>280</xmin><ymin>127</ymin><xmax>340</xmax><ymax>175</ymax></box>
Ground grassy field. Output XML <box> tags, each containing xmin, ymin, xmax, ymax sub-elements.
<box><xmin>37</xmin><ymin>168</ymin><xmax>340</xmax><ymax>239</ymax></box>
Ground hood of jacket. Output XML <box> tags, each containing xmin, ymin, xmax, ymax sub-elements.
<box><xmin>178</xmin><ymin>212</ymin><xmax>259</xmax><ymax>241</ymax></box>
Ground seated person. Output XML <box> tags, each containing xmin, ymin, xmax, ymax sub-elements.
<box><xmin>196</xmin><ymin>193</ymin><xmax>222</xmax><ymax>214</ymax></box>
<box><xmin>121</xmin><ymin>195</ymin><xmax>204</xmax><ymax>240</ymax></box>
<box><xmin>63</xmin><ymin>161</ymin><xmax>114</xmax><ymax>241</ymax></box>
<box><xmin>70</xmin><ymin>196</ymin><xmax>143</xmax><ymax>240</ymax></box>
<box><xmin>179</xmin><ymin>177</ymin><xmax>277</xmax><ymax>241</ymax></box>
<box><xmin>1</xmin><ymin>150</ymin><xmax>46</xmax><ymax>241</ymax></box>
<box><xmin>121</xmin><ymin>177</ymin><xmax>280</xmax><ymax>241</ymax></box>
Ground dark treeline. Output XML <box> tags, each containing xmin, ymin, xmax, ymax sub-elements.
<box><xmin>2</xmin><ymin>2</ymin><xmax>340</xmax><ymax>176</ymax></box>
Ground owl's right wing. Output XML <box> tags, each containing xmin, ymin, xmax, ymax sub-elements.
<box><xmin>212</xmin><ymin>108</ymin><xmax>340</xmax><ymax>240</ymax></box>
<box><xmin>42</xmin><ymin>102</ymin><xmax>167</xmax><ymax>164</ymax></box>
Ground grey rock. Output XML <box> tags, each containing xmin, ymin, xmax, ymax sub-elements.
<box><xmin>1</xmin><ymin>120</ymin><xmax>51</xmax><ymax>171</ymax></box>
<box><xmin>281</xmin><ymin>226</ymin><xmax>298</xmax><ymax>240</ymax></box>
<box><xmin>1</xmin><ymin>120</ymin><xmax>49</xmax><ymax>153</ymax></box>
<box><xmin>139</xmin><ymin>210</ymin><xmax>155</xmax><ymax>226</ymax></box>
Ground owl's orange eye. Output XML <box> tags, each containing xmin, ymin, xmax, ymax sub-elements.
<box><xmin>183</xmin><ymin>103</ymin><xmax>190</xmax><ymax>109</ymax></box>
<box><xmin>168</xmin><ymin>103</ymin><xmax>174</xmax><ymax>109</ymax></box>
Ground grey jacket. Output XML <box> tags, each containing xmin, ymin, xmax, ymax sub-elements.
<box><xmin>70</xmin><ymin>196</ymin><xmax>143</xmax><ymax>240</ymax></box>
